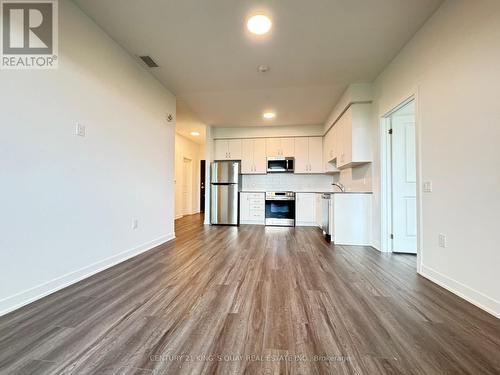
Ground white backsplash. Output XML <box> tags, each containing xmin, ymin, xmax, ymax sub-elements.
<box><xmin>332</xmin><ymin>163</ymin><xmax>373</xmax><ymax>192</ymax></box>
<box><xmin>242</xmin><ymin>174</ymin><xmax>335</xmax><ymax>192</ymax></box>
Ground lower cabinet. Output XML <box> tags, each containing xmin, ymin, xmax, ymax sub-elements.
<box><xmin>295</xmin><ymin>193</ymin><xmax>317</xmax><ymax>226</ymax></box>
<box><xmin>240</xmin><ymin>192</ymin><xmax>265</xmax><ymax>225</ymax></box>
<box><xmin>331</xmin><ymin>194</ymin><xmax>372</xmax><ymax>246</ymax></box>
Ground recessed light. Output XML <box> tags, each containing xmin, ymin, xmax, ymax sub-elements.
<box><xmin>247</xmin><ymin>14</ymin><xmax>272</xmax><ymax>35</ymax></box>
<box><xmin>190</xmin><ymin>131</ymin><xmax>200</xmax><ymax>136</ymax></box>
<box><xmin>263</xmin><ymin>112</ymin><xmax>276</xmax><ymax>120</ymax></box>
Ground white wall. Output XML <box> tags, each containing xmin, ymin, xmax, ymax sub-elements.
<box><xmin>332</xmin><ymin>164</ymin><xmax>372</xmax><ymax>193</ymax></box>
<box><xmin>371</xmin><ymin>0</ymin><xmax>500</xmax><ymax>317</ymax></box>
<box><xmin>175</xmin><ymin>134</ymin><xmax>205</xmax><ymax>219</ymax></box>
<box><xmin>323</xmin><ymin>83</ymin><xmax>374</xmax><ymax>133</ymax></box>
<box><xmin>0</xmin><ymin>0</ymin><xmax>176</xmax><ymax>315</ymax></box>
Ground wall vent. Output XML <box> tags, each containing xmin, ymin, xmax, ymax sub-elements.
<box><xmin>139</xmin><ymin>55</ymin><xmax>159</xmax><ymax>68</ymax></box>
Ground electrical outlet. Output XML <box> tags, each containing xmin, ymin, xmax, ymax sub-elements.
<box><xmin>132</xmin><ymin>219</ymin><xmax>139</xmax><ymax>230</ymax></box>
<box><xmin>75</xmin><ymin>123</ymin><xmax>86</xmax><ymax>137</ymax></box>
<box><xmin>423</xmin><ymin>181</ymin><xmax>433</xmax><ymax>193</ymax></box>
<box><xmin>438</xmin><ymin>233</ymin><xmax>447</xmax><ymax>248</ymax></box>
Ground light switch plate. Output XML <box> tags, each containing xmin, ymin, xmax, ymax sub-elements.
<box><xmin>423</xmin><ymin>181</ymin><xmax>433</xmax><ymax>193</ymax></box>
<box><xmin>438</xmin><ymin>233</ymin><xmax>447</xmax><ymax>248</ymax></box>
<box><xmin>75</xmin><ymin>123</ymin><xmax>86</xmax><ymax>137</ymax></box>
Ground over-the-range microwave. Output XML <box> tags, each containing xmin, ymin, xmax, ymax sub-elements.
<box><xmin>267</xmin><ymin>157</ymin><xmax>294</xmax><ymax>173</ymax></box>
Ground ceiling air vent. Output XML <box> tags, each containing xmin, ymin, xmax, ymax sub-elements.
<box><xmin>139</xmin><ymin>55</ymin><xmax>159</xmax><ymax>68</ymax></box>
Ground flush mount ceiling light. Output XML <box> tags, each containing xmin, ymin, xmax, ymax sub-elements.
<box><xmin>190</xmin><ymin>131</ymin><xmax>200</xmax><ymax>136</ymax></box>
<box><xmin>263</xmin><ymin>112</ymin><xmax>276</xmax><ymax>120</ymax></box>
<box><xmin>247</xmin><ymin>14</ymin><xmax>272</xmax><ymax>35</ymax></box>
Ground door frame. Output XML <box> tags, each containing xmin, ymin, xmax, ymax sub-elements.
<box><xmin>380</xmin><ymin>90</ymin><xmax>423</xmax><ymax>272</ymax></box>
<box><xmin>200</xmin><ymin>160</ymin><xmax>206</xmax><ymax>213</ymax></box>
<box><xmin>182</xmin><ymin>157</ymin><xmax>193</xmax><ymax>216</ymax></box>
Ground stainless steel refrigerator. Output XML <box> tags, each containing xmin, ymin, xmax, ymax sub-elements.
<box><xmin>210</xmin><ymin>161</ymin><xmax>241</xmax><ymax>225</ymax></box>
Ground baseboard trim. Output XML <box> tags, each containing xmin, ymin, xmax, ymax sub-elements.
<box><xmin>420</xmin><ymin>265</ymin><xmax>500</xmax><ymax>319</ymax></box>
<box><xmin>0</xmin><ymin>233</ymin><xmax>175</xmax><ymax>317</ymax></box>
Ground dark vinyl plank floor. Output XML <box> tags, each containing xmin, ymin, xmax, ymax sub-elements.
<box><xmin>0</xmin><ymin>214</ymin><xmax>499</xmax><ymax>374</ymax></box>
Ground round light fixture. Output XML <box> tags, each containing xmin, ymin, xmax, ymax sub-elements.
<box><xmin>263</xmin><ymin>112</ymin><xmax>276</xmax><ymax>120</ymax></box>
<box><xmin>247</xmin><ymin>14</ymin><xmax>272</xmax><ymax>35</ymax></box>
<box><xmin>190</xmin><ymin>131</ymin><xmax>200</xmax><ymax>136</ymax></box>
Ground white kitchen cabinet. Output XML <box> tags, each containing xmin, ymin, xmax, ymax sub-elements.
<box><xmin>336</xmin><ymin>103</ymin><xmax>372</xmax><ymax>169</ymax></box>
<box><xmin>241</xmin><ymin>139</ymin><xmax>266</xmax><ymax>174</ymax></box>
<box><xmin>253</xmin><ymin>138</ymin><xmax>267</xmax><ymax>173</ymax></box>
<box><xmin>240</xmin><ymin>192</ymin><xmax>265</xmax><ymax>225</ymax></box>
<box><xmin>294</xmin><ymin>138</ymin><xmax>309</xmax><ymax>173</ymax></box>
<box><xmin>294</xmin><ymin>137</ymin><xmax>323</xmax><ymax>174</ymax></box>
<box><xmin>265</xmin><ymin>138</ymin><xmax>295</xmax><ymax>157</ymax></box>
<box><xmin>330</xmin><ymin>193</ymin><xmax>372</xmax><ymax>245</ymax></box>
<box><xmin>241</xmin><ymin>139</ymin><xmax>253</xmax><ymax>173</ymax></box>
<box><xmin>228</xmin><ymin>139</ymin><xmax>242</xmax><ymax>160</ymax></box>
<box><xmin>214</xmin><ymin>139</ymin><xmax>228</xmax><ymax>160</ymax></box>
<box><xmin>214</xmin><ymin>139</ymin><xmax>242</xmax><ymax>160</ymax></box>
<box><xmin>295</xmin><ymin>193</ymin><xmax>317</xmax><ymax>226</ymax></box>
<box><xmin>323</xmin><ymin>126</ymin><xmax>340</xmax><ymax>173</ymax></box>
<box><xmin>308</xmin><ymin>137</ymin><xmax>323</xmax><ymax>173</ymax></box>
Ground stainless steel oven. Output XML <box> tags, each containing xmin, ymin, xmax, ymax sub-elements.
<box><xmin>265</xmin><ymin>192</ymin><xmax>295</xmax><ymax>227</ymax></box>
<box><xmin>267</xmin><ymin>157</ymin><xmax>294</xmax><ymax>173</ymax></box>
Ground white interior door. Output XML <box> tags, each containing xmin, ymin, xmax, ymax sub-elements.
<box><xmin>182</xmin><ymin>158</ymin><xmax>192</xmax><ymax>215</ymax></box>
<box><xmin>391</xmin><ymin>101</ymin><xmax>417</xmax><ymax>253</ymax></box>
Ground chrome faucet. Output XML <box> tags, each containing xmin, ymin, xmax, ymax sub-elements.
<box><xmin>332</xmin><ymin>182</ymin><xmax>345</xmax><ymax>192</ymax></box>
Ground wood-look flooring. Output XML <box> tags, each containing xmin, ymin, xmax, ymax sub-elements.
<box><xmin>1</xmin><ymin>214</ymin><xmax>499</xmax><ymax>374</ymax></box>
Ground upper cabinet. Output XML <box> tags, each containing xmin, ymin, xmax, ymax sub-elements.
<box><xmin>337</xmin><ymin>104</ymin><xmax>372</xmax><ymax>169</ymax></box>
<box><xmin>241</xmin><ymin>139</ymin><xmax>266</xmax><ymax>174</ymax></box>
<box><xmin>326</xmin><ymin>103</ymin><xmax>372</xmax><ymax>170</ymax></box>
<box><xmin>214</xmin><ymin>104</ymin><xmax>371</xmax><ymax>171</ymax></box>
<box><xmin>294</xmin><ymin>137</ymin><xmax>323</xmax><ymax>174</ymax></box>
<box><xmin>214</xmin><ymin>139</ymin><xmax>242</xmax><ymax>160</ymax></box>
<box><xmin>265</xmin><ymin>138</ymin><xmax>294</xmax><ymax>157</ymax></box>
<box><xmin>323</xmin><ymin>127</ymin><xmax>339</xmax><ymax>173</ymax></box>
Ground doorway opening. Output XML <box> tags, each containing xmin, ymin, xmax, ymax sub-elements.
<box><xmin>382</xmin><ymin>98</ymin><xmax>419</xmax><ymax>256</ymax></box>
<box><xmin>182</xmin><ymin>158</ymin><xmax>193</xmax><ymax>216</ymax></box>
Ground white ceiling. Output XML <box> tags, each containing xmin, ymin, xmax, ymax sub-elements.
<box><xmin>74</xmin><ymin>0</ymin><xmax>443</xmax><ymax>128</ymax></box>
